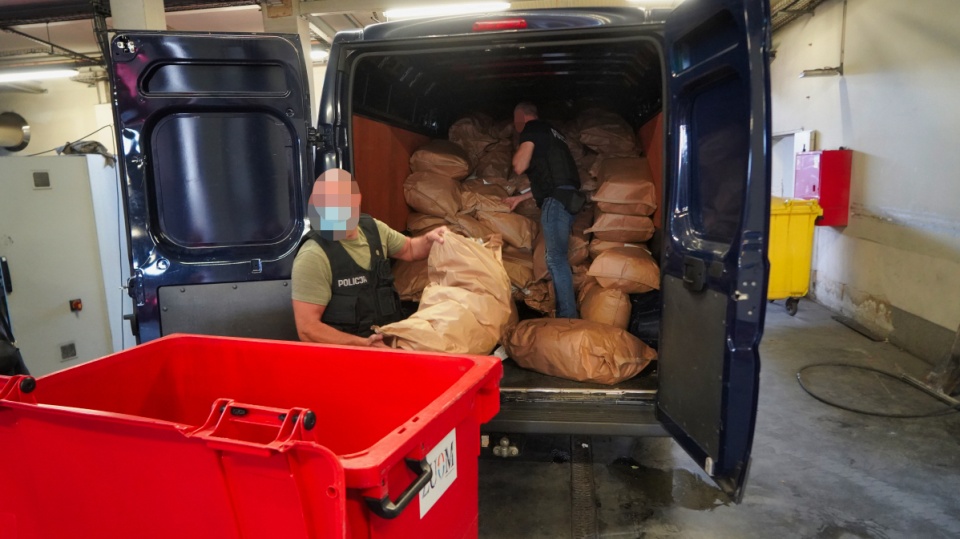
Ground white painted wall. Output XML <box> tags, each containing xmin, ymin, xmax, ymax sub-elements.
<box><xmin>0</xmin><ymin>79</ymin><xmax>114</xmax><ymax>157</ymax></box>
<box><xmin>771</xmin><ymin>0</ymin><xmax>960</xmax><ymax>339</ymax></box>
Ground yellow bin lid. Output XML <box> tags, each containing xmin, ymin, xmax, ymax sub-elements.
<box><xmin>771</xmin><ymin>196</ymin><xmax>823</xmax><ymax>216</ymax></box>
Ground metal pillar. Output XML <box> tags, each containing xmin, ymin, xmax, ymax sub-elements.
<box><xmin>261</xmin><ymin>0</ymin><xmax>315</xmax><ymax>111</ymax></box>
<box><xmin>109</xmin><ymin>0</ymin><xmax>166</xmax><ymax>30</ymax></box>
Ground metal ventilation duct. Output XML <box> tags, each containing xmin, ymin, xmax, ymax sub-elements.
<box><xmin>0</xmin><ymin>112</ymin><xmax>31</xmax><ymax>152</ymax></box>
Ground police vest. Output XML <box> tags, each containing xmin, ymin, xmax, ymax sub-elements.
<box><xmin>301</xmin><ymin>215</ymin><xmax>404</xmax><ymax>338</ymax></box>
<box><xmin>524</xmin><ymin>119</ymin><xmax>580</xmax><ymax>208</ymax></box>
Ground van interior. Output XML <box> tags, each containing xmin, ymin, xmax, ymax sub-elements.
<box><xmin>343</xmin><ymin>36</ymin><xmax>668</xmax><ymax>434</ymax></box>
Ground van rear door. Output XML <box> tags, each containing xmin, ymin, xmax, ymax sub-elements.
<box><xmin>108</xmin><ymin>32</ymin><xmax>312</xmax><ymax>343</ymax></box>
<box><xmin>658</xmin><ymin>0</ymin><xmax>771</xmax><ymax>501</ymax></box>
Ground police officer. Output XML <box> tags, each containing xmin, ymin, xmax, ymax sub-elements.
<box><xmin>504</xmin><ymin>102</ymin><xmax>583</xmax><ymax>319</ymax></box>
<box><xmin>292</xmin><ymin>171</ymin><xmax>447</xmax><ymax>347</ymax></box>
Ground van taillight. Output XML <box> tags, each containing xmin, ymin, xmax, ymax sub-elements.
<box><xmin>472</xmin><ymin>19</ymin><xmax>528</xmax><ymax>32</ymax></box>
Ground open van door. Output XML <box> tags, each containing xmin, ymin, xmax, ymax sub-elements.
<box><xmin>108</xmin><ymin>32</ymin><xmax>313</xmax><ymax>343</ymax></box>
<box><xmin>658</xmin><ymin>0</ymin><xmax>771</xmax><ymax>501</ymax></box>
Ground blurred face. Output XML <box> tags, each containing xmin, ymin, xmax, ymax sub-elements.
<box><xmin>307</xmin><ymin>168</ymin><xmax>361</xmax><ymax>240</ymax></box>
<box><xmin>513</xmin><ymin>109</ymin><xmax>527</xmax><ymax>134</ymax></box>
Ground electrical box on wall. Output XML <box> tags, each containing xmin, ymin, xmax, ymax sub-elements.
<box><xmin>795</xmin><ymin>150</ymin><xmax>852</xmax><ymax>226</ymax></box>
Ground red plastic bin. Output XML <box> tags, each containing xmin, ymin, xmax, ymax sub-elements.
<box><xmin>0</xmin><ymin>335</ymin><xmax>502</xmax><ymax>539</ymax></box>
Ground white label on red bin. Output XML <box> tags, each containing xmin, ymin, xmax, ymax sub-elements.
<box><xmin>419</xmin><ymin>428</ymin><xmax>458</xmax><ymax>518</ymax></box>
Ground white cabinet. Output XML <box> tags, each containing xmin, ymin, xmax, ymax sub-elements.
<box><xmin>0</xmin><ymin>154</ymin><xmax>134</xmax><ymax>376</ymax></box>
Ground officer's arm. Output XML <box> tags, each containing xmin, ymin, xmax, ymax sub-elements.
<box><xmin>392</xmin><ymin>226</ymin><xmax>448</xmax><ymax>262</ymax></box>
<box><xmin>512</xmin><ymin>141</ymin><xmax>534</xmax><ymax>175</ymax></box>
<box><xmin>292</xmin><ymin>300</ymin><xmax>383</xmax><ymax>346</ymax></box>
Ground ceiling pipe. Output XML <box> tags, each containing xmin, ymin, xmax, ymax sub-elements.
<box><xmin>0</xmin><ymin>26</ymin><xmax>100</xmax><ymax>65</ymax></box>
<box><xmin>0</xmin><ymin>0</ymin><xmax>258</xmax><ymax>26</ymax></box>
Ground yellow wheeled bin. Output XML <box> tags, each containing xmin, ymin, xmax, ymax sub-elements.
<box><xmin>768</xmin><ymin>197</ymin><xmax>823</xmax><ymax>315</ymax></box>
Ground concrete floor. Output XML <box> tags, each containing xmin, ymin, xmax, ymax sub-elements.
<box><xmin>478</xmin><ymin>300</ymin><xmax>960</xmax><ymax>538</ymax></box>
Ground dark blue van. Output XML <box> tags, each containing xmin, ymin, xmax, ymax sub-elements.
<box><xmin>108</xmin><ymin>0</ymin><xmax>770</xmax><ymax>501</ymax></box>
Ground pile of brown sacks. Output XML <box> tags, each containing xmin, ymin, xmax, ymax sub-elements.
<box><xmin>393</xmin><ymin>109</ymin><xmax>660</xmax><ymax>384</ymax></box>
<box><xmin>377</xmin><ymin>233</ymin><xmax>514</xmax><ymax>355</ymax></box>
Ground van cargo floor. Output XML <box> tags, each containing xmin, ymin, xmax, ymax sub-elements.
<box><xmin>499</xmin><ymin>359</ymin><xmax>657</xmax><ymax>399</ymax></box>
<box><xmin>487</xmin><ymin>360</ymin><xmax>663</xmax><ymax>436</ymax></box>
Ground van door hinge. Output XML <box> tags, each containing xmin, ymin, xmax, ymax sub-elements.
<box><xmin>127</xmin><ymin>270</ymin><xmax>145</xmax><ymax>306</ymax></box>
<box><xmin>682</xmin><ymin>256</ymin><xmax>706</xmax><ymax>292</ymax></box>
<box><xmin>307</xmin><ymin>125</ymin><xmax>333</xmax><ymax>148</ymax></box>
<box><xmin>307</xmin><ymin>127</ymin><xmax>321</xmax><ymax>146</ymax></box>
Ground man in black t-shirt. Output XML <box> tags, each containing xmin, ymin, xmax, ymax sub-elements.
<box><xmin>504</xmin><ymin>102</ymin><xmax>581</xmax><ymax>319</ymax></box>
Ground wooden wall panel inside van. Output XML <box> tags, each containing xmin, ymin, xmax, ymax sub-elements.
<box><xmin>352</xmin><ymin>115</ymin><xmax>430</xmax><ymax>232</ymax></box>
<box><xmin>638</xmin><ymin>113</ymin><xmax>664</xmax><ymax>230</ymax></box>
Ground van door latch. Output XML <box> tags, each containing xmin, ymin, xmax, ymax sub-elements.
<box><xmin>683</xmin><ymin>256</ymin><xmax>706</xmax><ymax>292</ymax></box>
<box><xmin>127</xmin><ymin>270</ymin><xmax>145</xmax><ymax>306</ymax></box>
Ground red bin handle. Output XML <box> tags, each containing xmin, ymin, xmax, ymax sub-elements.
<box><xmin>363</xmin><ymin>458</ymin><xmax>433</xmax><ymax>519</ymax></box>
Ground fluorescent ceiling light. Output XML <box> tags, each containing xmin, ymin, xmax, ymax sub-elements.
<box><xmin>626</xmin><ymin>0</ymin><xmax>683</xmax><ymax>6</ymax></box>
<box><xmin>0</xmin><ymin>68</ymin><xmax>78</xmax><ymax>84</ymax></box>
<box><xmin>384</xmin><ymin>2</ymin><xmax>510</xmax><ymax>21</ymax></box>
<box><xmin>310</xmin><ymin>49</ymin><xmax>329</xmax><ymax>62</ymax></box>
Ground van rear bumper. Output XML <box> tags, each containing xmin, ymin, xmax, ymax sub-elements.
<box><xmin>486</xmin><ymin>401</ymin><xmax>668</xmax><ymax>437</ymax></box>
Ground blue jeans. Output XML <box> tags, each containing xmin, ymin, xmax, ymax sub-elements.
<box><xmin>541</xmin><ymin>197</ymin><xmax>578</xmax><ymax>319</ymax></box>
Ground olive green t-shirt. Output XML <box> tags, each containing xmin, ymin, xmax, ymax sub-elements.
<box><xmin>292</xmin><ymin>219</ymin><xmax>408</xmax><ymax>306</ymax></box>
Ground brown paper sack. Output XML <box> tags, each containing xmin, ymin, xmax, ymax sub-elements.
<box><xmin>502</xmin><ymin>251</ymin><xmax>536</xmax><ymax>289</ymax></box>
<box><xmin>514</xmin><ymin>198</ymin><xmax>541</xmax><ymax>222</ymax></box>
<box><xmin>491</xmin><ymin>119</ymin><xmax>515</xmax><ymax>141</ymax></box>
<box><xmin>503</xmin><ymin>298</ymin><xmax>520</xmax><ymax>344</ymax></box>
<box><xmin>410</xmin><ymin>140</ymin><xmax>472</xmax><ymax>180</ymax></box>
<box><xmin>502</xmin><ymin>243</ymin><xmax>533</xmax><ymax>257</ymax></box>
<box><xmin>592</xmin><ymin>159</ymin><xmax>658</xmax><ymax>216</ymax></box>
<box><xmin>392</xmin><ymin>258</ymin><xmax>429</xmax><ymax>302</ymax></box>
<box><xmin>403</xmin><ymin>171</ymin><xmax>462</xmax><ymax>218</ymax></box>
<box><xmin>449</xmin><ymin>213</ymin><xmax>494</xmax><ymax>239</ymax></box>
<box><xmin>510</xmin><ymin>173</ymin><xmax>531</xmax><ymax>192</ymax></box>
<box><xmin>579</xmin><ymin>153</ymin><xmax>598</xmax><ymax>176</ymax></box>
<box><xmin>588</xmin><ymin>247</ymin><xmax>660</xmax><ymax>294</ymax></box>
<box><xmin>588</xmin><ymin>155</ymin><xmax>606</xmax><ymax>180</ymax></box>
<box><xmin>504</xmin><ymin>318</ymin><xmax>657</xmax><ymax>385</ymax></box>
<box><xmin>588</xmin><ymin>238</ymin><xmax>648</xmax><ymax>259</ymax></box>
<box><xmin>379</xmin><ymin>300</ymin><xmax>490</xmax><ymax>354</ymax></box>
<box><xmin>521</xmin><ymin>280</ymin><xmax>555</xmax><ymax>316</ymax></box>
<box><xmin>479</xmin><ymin>175</ymin><xmax>517</xmax><ymax>195</ymax></box>
<box><xmin>571</xmin><ymin>263</ymin><xmax>593</xmax><ymax>294</ymax></box>
<box><xmin>576</xmin><ymin>109</ymin><xmax>639</xmax><ymax>157</ymax></box>
<box><xmin>579</xmin><ymin>286</ymin><xmax>631</xmax><ymax>329</ymax></box>
<box><xmin>378</xmin><ymin>234</ymin><xmax>512</xmax><ymax>355</ymax></box>
<box><xmin>577</xmin><ymin>277</ymin><xmax>600</xmax><ymax>306</ymax></box>
<box><xmin>585</xmin><ymin>213</ymin><xmax>655</xmax><ymax>243</ymax></box>
<box><xmin>406</xmin><ymin>212</ymin><xmax>449</xmax><ymax>235</ymax></box>
<box><xmin>460</xmin><ymin>180</ymin><xmax>511</xmax><ymax>213</ymax></box>
<box><xmin>475</xmin><ymin>211</ymin><xmax>538</xmax><ymax>250</ymax></box>
<box><xmin>475</xmin><ymin>147</ymin><xmax>513</xmax><ymax>179</ymax></box>
<box><xmin>568</xmin><ymin>235</ymin><xmax>590</xmax><ymax>266</ymax></box>
<box><xmin>533</xmin><ymin>233</ymin><xmax>549</xmax><ymax>281</ymax></box>
<box><xmin>579</xmin><ymin>168</ymin><xmax>597</xmax><ymax>191</ymax></box>
<box><xmin>449</xmin><ymin>114</ymin><xmax>497</xmax><ymax>167</ymax></box>
<box><xmin>572</xmin><ymin>205</ymin><xmax>594</xmax><ymax>236</ymax></box>
<box><xmin>533</xmin><ymin>232</ymin><xmax>590</xmax><ymax>279</ymax></box>
<box><xmin>598</xmin><ymin>156</ymin><xmax>653</xmax><ymax>184</ymax></box>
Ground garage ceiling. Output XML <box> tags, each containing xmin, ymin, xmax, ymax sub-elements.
<box><xmin>0</xmin><ymin>0</ymin><xmax>821</xmax><ymax>74</ymax></box>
